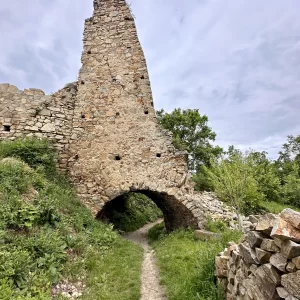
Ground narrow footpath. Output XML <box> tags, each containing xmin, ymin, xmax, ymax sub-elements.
<box><xmin>123</xmin><ymin>220</ymin><xmax>167</xmax><ymax>300</ymax></box>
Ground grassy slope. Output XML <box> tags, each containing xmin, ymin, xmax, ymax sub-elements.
<box><xmin>149</xmin><ymin>223</ymin><xmax>242</xmax><ymax>300</ymax></box>
<box><xmin>0</xmin><ymin>138</ymin><xmax>143</xmax><ymax>300</ymax></box>
<box><xmin>261</xmin><ymin>200</ymin><xmax>300</xmax><ymax>214</ymax></box>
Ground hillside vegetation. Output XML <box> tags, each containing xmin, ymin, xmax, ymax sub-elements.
<box><xmin>0</xmin><ymin>138</ymin><xmax>143</xmax><ymax>300</ymax></box>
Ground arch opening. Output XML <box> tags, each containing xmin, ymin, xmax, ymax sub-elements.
<box><xmin>96</xmin><ymin>190</ymin><xmax>198</xmax><ymax>231</ymax></box>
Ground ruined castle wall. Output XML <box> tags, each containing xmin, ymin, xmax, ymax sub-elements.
<box><xmin>0</xmin><ymin>83</ymin><xmax>77</xmax><ymax>170</ymax></box>
<box><xmin>68</xmin><ymin>0</ymin><xmax>191</xmax><ymax>213</ymax></box>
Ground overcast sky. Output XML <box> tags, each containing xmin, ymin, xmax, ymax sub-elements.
<box><xmin>1</xmin><ymin>0</ymin><xmax>300</xmax><ymax>159</ymax></box>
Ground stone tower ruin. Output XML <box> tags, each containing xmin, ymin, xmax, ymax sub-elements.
<box><xmin>0</xmin><ymin>0</ymin><xmax>231</xmax><ymax>230</ymax></box>
<box><xmin>68</xmin><ymin>0</ymin><xmax>199</xmax><ymax>229</ymax></box>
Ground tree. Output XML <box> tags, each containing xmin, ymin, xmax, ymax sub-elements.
<box><xmin>205</xmin><ymin>150</ymin><xmax>263</xmax><ymax>228</ymax></box>
<box><xmin>248</xmin><ymin>151</ymin><xmax>281</xmax><ymax>203</ymax></box>
<box><xmin>156</xmin><ymin>108</ymin><xmax>222</xmax><ymax>171</ymax></box>
<box><xmin>281</xmin><ymin>162</ymin><xmax>300</xmax><ymax>208</ymax></box>
<box><xmin>276</xmin><ymin>135</ymin><xmax>300</xmax><ymax>181</ymax></box>
<box><xmin>273</xmin><ymin>135</ymin><xmax>300</xmax><ymax>208</ymax></box>
<box><xmin>279</xmin><ymin>135</ymin><xmax>300</xmax><ymax>163</ymax></box>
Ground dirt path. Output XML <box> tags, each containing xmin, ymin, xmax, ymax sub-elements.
<box><xmin>123</xmin><ymin>220</ymin><xmax>167</xmax><ymax>300</ymax></box>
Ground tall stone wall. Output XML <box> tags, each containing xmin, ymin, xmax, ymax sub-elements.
<box><xmin>68</xmin><ymin>0</ymin><xmax>192</xmax><ymax>213</ymax></box>
<box><xmin>216</xmin><ymin>209</ymin><xmax>300</xmax><ymax>300</ymax></box>
<box><xmin>0</xmin><ymin>83</ymin><xmax>77</xmax><ymax>170</ymax></box>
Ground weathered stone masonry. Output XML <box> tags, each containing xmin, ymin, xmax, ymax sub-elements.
<box><xmin>0</xmin><ymin>0</ymin><xmax>236</xmax><ymax>230</ymax></box>
<box><xmin>216</xmin><ymin>209</ymin><xmax>300</xmax><ymax>300</ymax></box>
<box><xmin>0</xmin><ymin>83</ymin><xmax>77</xmax><ymax>170</ymax></box>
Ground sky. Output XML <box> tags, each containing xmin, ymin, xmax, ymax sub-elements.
<box><xmin>0</xmin><ymin>0</ymin><xmax>300</xmax><ymax>159</ymax></box>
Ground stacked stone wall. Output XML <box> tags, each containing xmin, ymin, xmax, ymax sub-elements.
<box><xmin>0</xmin><ymin>83</ymin><xmax>77</xmax><ymax>170</ymax></box>
<box><xmin>216</xmin><ymin>209</ymin><xmax>300</xmax><ymax>300</ymax></box>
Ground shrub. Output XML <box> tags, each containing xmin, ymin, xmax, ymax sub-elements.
<box><xmin>205</xmin><ymin>218</ymin><xmax>228</xmax><ymax>233</ymax></box>
<box><xmin>0</xmin><ymin>138</ymin><xmax>57</xmax><ymax>177</ymax></box>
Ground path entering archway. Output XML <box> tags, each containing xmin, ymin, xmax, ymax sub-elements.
<box><xmin>97</xmin><ymin>190</ymin><xmax>198</xmax><ymax>231</ymax></box>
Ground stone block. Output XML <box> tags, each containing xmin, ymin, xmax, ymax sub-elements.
<box><xmin>276</xmin><ymin>287</ymin><xmax>289</xmax><ymax>298</ymax></box>
<box><xmin>271</xmin><ymin>217</ymin><xmax>300</xmax><ymax>243</ymax></box>
<box><xmin>256</xmin><ymin>248</ymin><xmax>272</xmax><ymax>264</ymax></box>
<box><xmin>286</xmin><ymin>295</ymin><xmax>299</xmax><ymax>300</ymax></box>
<box><xmin>232</xmin><ymin>249</ymin><xmax>241</xmax><ymax>265</ymax></box>
<box><xmin>292</xmin><ymin>256</ymin><xmax>300</xmax><ymax>269</ymax></box>
<box><xmin>274</xmin><ymin>237</ymin><xmax>284</xmax><ymax>248</ymax></box>
<box><xmin>41</xmin><ymin>123</ymin><xmax>56</xmax><ymax>132</ymax></box>
<box><xmin>281</xmin><ymin>240</ymin><xmax>300</xmax><ymax>260</ymax></box>
<box><xmin>215</xmin><ymin>255</ymin><xmax>229</xmax><ymax>278</ymax></box>
<box><xmin>248</xmin><ymin>215</ymin><xmax>259</xmax><ymax>224</ymax></box>
<box><xmin>286</xmin><ymin>262</ymin><xmax>297</xmax><ymax>273</ymax></box>
<box><xmin>248</xmin><ymin>231</ymin><xmax>264</xmax><ymax>248</ymax></box>
<box><xmin>7</xmin><ymin>84</ymin><xmax>19</xmax><ymax>93</ymax></box>
<box><xmin>270</xmin><ymin>252</ymin><xmax>288</xmax><ymax>272</ymax></box>
<box><xmin>256</xmin><ymin>213</ymin><xmax>276</xmax><ymax>234</ymax></box>
<box><xmin>280</xmin><ymin>208</ymin><xmax>300</xmax><ymax>230</ymax></box>
<box><xmin>252</xmin><ymin>278</ymin><xmax>280</xmax><ymax>300</ymax></box>
<box><xmin>0</xmin><ymin>83</ymin><xmax>10</xmax><ymax>92</ymax></box>
<box><xmin>254</xmin><ymin>264</ymin><xmax>281</xmax><ymax>299</ymax></box>
<box><xmin>29</xmin><ymin>88</ymin><xmax>45</xmax><ymax>95</ymax></box>
<box><xmin>260</xmin><ymin>263</ymin><xmax>282</xmax><ymax>285</ymax></box>
<box><xmin>281</xmin><ymin>270</ymin><xmax>300</xmax><ymax>298</ymax></box>
<box><xmin>238</xmin><ymin>242</ymin><xmax>259</xmax><ymax>264</ymax></box>
<box><xmin>250</xmin><ymin>264</ymin><xmax>258</xmax><ymax>274</ymax></box>
<box><xmin>261</xmin><ymin>238</ymin><xmax>280</xmax><ymax>252</ymax></box>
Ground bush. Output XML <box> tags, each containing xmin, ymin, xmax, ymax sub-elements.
<box><xmin>0</xmin><ymin>159</ymin><xmax>42</xmax><ymax>196</ymax></box>
<box><xmin>0</xmin><ymin>138</ymin><xmax>57</xmax><ymax>177</ymax></box>
<box><xmin>0</xmin><ymin>248</ymin><xmax>32</xmax><ymax>288</ymax></box>
<box><xmin>205</xmin><ymin>218</ymin><xmax>228</xmax><ymax>233</ymax></box>
<box><xmin>0</xmin><ymin>278</ymin><xmax>51</xmax><ymax>300</ymax></box>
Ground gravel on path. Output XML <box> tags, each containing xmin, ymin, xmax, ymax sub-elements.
<box><xmin>123</xmin><ymin>220</ymin><xmax>167</xmax><ymax>300</ymax></box>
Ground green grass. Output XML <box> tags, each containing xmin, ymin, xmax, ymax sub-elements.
<box><xmin>261</xmin><ymin>201</ymin><xmax>300</xmax><ymax>214</ymax></box>
<box><xmin>0</xmin><ymin>138</ymin><xmax>143</xmax><ymax>299</ymax></box>
<box><xmin>149</xmin><ymin>223</ymin><xmax>242</xmax><ymax>300</ymax></box>
<box><xmin>82</xmin><ymin>239</ymin><xmax>142</xmax><ymax>300</ymax></box>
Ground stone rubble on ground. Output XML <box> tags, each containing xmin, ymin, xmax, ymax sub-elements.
<box><xmin>51</xmin><ymin>279</ymin><xmax>86</xmax><ymax>299</ymax></box>
<box><xmin>190</xmin><ymin>191</ymin><xmax>257</xmax><ymax>232</ymax></box>
<box><xmin>215</xmin><ymin>208</ymin><xmax>300</xmax><ymax>300</ymax></box>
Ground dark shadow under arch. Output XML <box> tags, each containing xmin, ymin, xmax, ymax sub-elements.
<box><xmin>96</xmin><ymin>190</ymin><xmax>198</xmax><ymax>231</ymax></box>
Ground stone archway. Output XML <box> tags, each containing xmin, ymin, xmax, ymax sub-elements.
<box><xmin>97</xmin><ymin>189</ymin><xmax>198</xmax><ymax>231</ymax></box>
